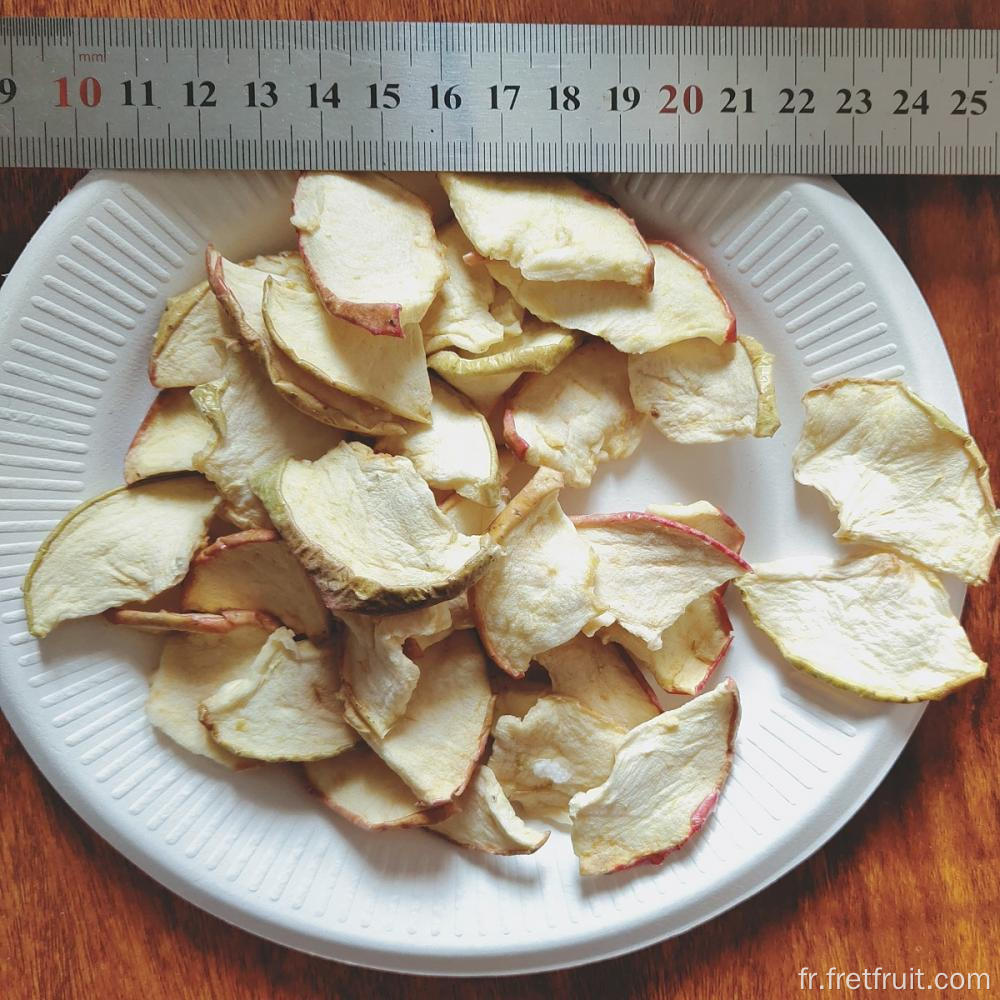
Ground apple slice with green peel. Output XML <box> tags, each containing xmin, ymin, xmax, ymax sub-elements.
<box><xmin>124</xmin><ymin>388</ymin><xmax>217</xmax><ymax>485</ymax></box>
<box><xmin>490</xmin><ymin>696</ymin><xmax>627</xmax><ymax>823</ymax></box>
<box><xmin>253</xmin><ymin>441</ymin><xmax>496</xmax><ymax>614</ymax></box>
<box><xmin>429</xmin><ymin>765</ymin><xmax>550</xmax><ymax>856</ymax></box>
<box><xmin>569</xmin><ymin>679</ymin><xmax>739</xmax><ymax>876</ymax></box>
<box><xmin>794</xmin><ymin>378</ymin><xmax>1000</xmax><ymax>585</ymax></box>
<box><xmin>485</xmin><ymin>242</ymin><xmax>736</xmax><ymax>355</ymax></box>
<box><xmin>439</xmin><ymin>173</ymin><xmax>653</xmax><ymax>287</ymax></box>
<box><xmin>292</xmin><ymin>172</ymin><xmax>447</xmax><ymax>337</ymax></box>
<box><xmin>536</xmin><ymin>634</ymin><xmax>661</xmax><ymax>730</ymax></box>
<box><xmin>191</xmin><ymin>350</ymin><xmax>344</xmax><ymax>529</ymax></box>
<box><xmin>375</xmin><ymin>377</ymin><xmax>501</xmax><ymax>507</ymax></box>
<box><xmin>181</xmin><ymin>529</ymin><xmax>330</xmax><ymax>640</ymax></box>
<box><xmin>471</xmin><ymin>469</ymin><xmax>603</xmax><ymax>678</ymax></box>
<box><xmin>106</xmin><ymin>608</ymin><xmax>279</xmax><ymax>634</ymax></box>
<box><xmin>304</xmin><ymin>747</ymin><xmax>452</xmax><ymax>831</ymax></box>
<box><xmin>573</xmin><ymin>512</ymin><xmax>750</xmax><ymax>650</ymax></box>
<box><xmin>345</xmin><ymin>630</ymin><xmax>495</xmax><ymax>808</ymax></box>
<box><xmin>23</xmin><ymin>475</ymin><xmax>220</xmax><ymax>638</ymax></box>
<box><xmin>199</xmin><ymin>628</ymin><xmax>356</xmax><ymax>762</ymax></box>
<box><xmin>504</xmin><ymin>339</ymin><xmax>645</xmax><ymax>489</ymax></box>
<box><xmin>381</xmin><ymin>171</ymin><xmax>453</xmax><ymax>227</ymax></box>
<box><xmin>736</xmin><ymin>553</ymin><xmax>988</xmax><ymax>701</ymax></box>
<box><xmin>645</xmin><ymin>501</ymin><xmax>746</xmax><ymax>556</ymax></box>
<box><xmin>628</xmin><ymin>335</ymin><xmax>780</xmax><ymax>443</ymax></box>
<box><xmin>146</xmin><ymin>615</ymin><xmax>280</xmax><ymax>768</ymax></box>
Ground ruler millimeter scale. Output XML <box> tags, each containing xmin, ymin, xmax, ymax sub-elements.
<box><xmin>1</xmin><ymin>19</ymin><xmax>999</xmax><ymax>173</ymax></box>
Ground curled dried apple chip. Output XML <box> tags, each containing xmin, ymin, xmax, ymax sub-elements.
<box><xmin>24</xmin><ymin>475</ymin><xmax>219</xmax><ymax>638</ymax></box>
<box><xmin>292</xmin><ymin>172</ymin><xmax>446</xmax><ymax>336</ymax></box>
<box><xmin>645</xmin><ymin>501</ymin><xmax>746</xmax><ymax>556</ymax></box>
<box><xmin>504</xmin><ymin>339</ymin><xmax>644</xmax><ymax>488</ymax></box>
<box><xmin>150</xmin><ymin>280</ymin><xmax>235</xmax><ymax>388</ymax></box>
<box><xmin>429</xmin><ymin>765</ymin><xmax>549</xmax><ymax>856</ymax></box>
<box><xmin>628</xmin><ymin>335</ymin><xmax>780</xmax><ymax>443</ymax></box>
<box><xmin>124</xmin><ymin>389</ymin><xmax>216</xmax><ymax>484</ymax></box>
<box><xmin>794</xmin><ymin>379</ymin><xmax>1000</xmax><ymax>584</ymax></box>
<box><xmin>254</xmin><ymin>442</ymin><xmax>495</xmax><ymax>614</ymax></box>
<box><xmin>569</xmin><ymin>680</ymin><xmax>739</xmax><ymax>875</ymax></box>
<box><xmin>106</xmin><ymin>608</ymin><xmax>278</xmax><ymax>634</ymax></box>
<box><xmin>439</xmin><ymin>173</ymin><xmax>653</xmax><ymax>287</ymax></box>
<box><xmin>471</xmin><ymin>469</ymin><xmax>603</xmax><ymax>677</ymax></box>
<box><xmin>485</xmin><ymin>242</ymin><xmax>735</xmax><ymax>355</ymax></box>
<box><xmin>199</xmin><ymin>628</ymin><xmax>355</xmax><ymax>761</ymax></box>
<box><xmin>736</xmin><ymin>553</ymin><xmax>987</xmax><ymax>701</ymax></box>
<box><xmin>182</xmin><ymin>529</ymin><xmax>329</xmax><ymax>640</ymax></box>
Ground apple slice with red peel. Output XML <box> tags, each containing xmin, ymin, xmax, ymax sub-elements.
<box><xmin>429</xmin><ymin>765</ymin><xmax>550</xmax><ymax>856</ymax></box>
<box><xmin>292</xmin><ymin>172</ymin><xmax>447</xmax><ymax>337</ymax></box>
<box><xmin>569</xmin><ymin>679</ymin><xmax>740</xmax><ymax>876</ymax></box>
<box><xmin>439</xmin><ymin>173</ymin><xmax>654</xmax><ymax>287</ymax></box>
<box><xmin>470</xmin><ymin>469</ymin><xmax>603</xmax><ymax>678</ymax></box>
<box><xmin>106</xmin><ymin>608</ymin><xmax>279</xmax><ymax>634</ymax></box>
<box><xmin>181</xmin><ymin>529</ymin><xmax>330</xmax><ymax>640</ymax></box>
<box><xmin>536</xmin><ymin>634</ymin><xmax>660</xmax><ymax>730</ymax></box>
<box><xmin>628</xmin><ymin>335</ymin><xmax>780</xmax><ymax>443</ymax></box>
<box><xmin>484</xmin><ymin>242</ymin><xmax>736</xmax><ymax>355</ymax></box>
<box><xmin>125</xmin><ymin>389</ymin><xmax>216</xmax><ymax>485</ymax></box>
<box><xmin>572</xmin><ymin>512</ymin><xmax>750</xmax><ymax>650</ymax></box>
<box><xmin>504</xmin><ymin>339</ymin><xmax>645</xmax><ymax>489</ymax></box>
<box><xmin>645</xmin><ymin>501</ymin><xmax>746</xmax><ymax>556</ymax></box>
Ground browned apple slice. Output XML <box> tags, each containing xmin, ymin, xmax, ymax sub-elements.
<box><xmin>125</xmin><ymin>389</ymin><xmax>217</xmax><ymax>484</ymax></box>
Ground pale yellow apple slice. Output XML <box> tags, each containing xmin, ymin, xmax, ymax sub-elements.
<box><xmin>794</xmin><ymin>379</ymin><xmax>1000</xmax><ymax>584</ymax></box>
<box><xmin>375</xmin><ymin>377</ymin><xmax>501</xmax><ymax>506</ymax></box>
<box><xmin>573</xmin><ymin>512</ymin><xmax>750</xmax><ymax>649</ymax></box>
<box><xmin>569</xmin><ymin>679</ymin><xmax>739</xmax><ymax>875</ymax></box>
<box><xmin>199</xmin><ymin>628</ymin><xmax>356</xmax><ymax>762</ymax></box>
<box><xmin>628</xmin><ymin>335</ymin><xmax>780</xmax><ymax>443</ymax></box>
<box><xmin>429</xmin><ymin>765</ymin><xmax>549</xmax><ymax>856</ymax></box>
<box><xmin>146</xmin><ymin>616</ymin><xmax>279</xmax><ymax>768</ymax></box>
<box><xmin>106</xmin><ymin>608</ymin><xmax>279</xmax><ymax>634</ymax></box>
<box><xmin>485</xmin><ymin>242</ymin><xmax>736</xmax><ymax>355</ymax></box>
<box><xmin>292</xmin><ymin>172</ymin><xmax>447</xmax><ymax>337</ymax></box>
<box><xmin>470</xmin><ymin>469</ymin><xmax>603</xmax><ymax>677</ymax></box>
<box><xmin>536</xmin><ymin>634</ymin><xmax>660</xmax><ymax>730</ymax></box>
<box><xmin>490</xmin><ymin>696</ymin><xmax>627</xmax><ymax>823</ymax></box>
<box><xmin>254</xmin><ymin>442</ymin><xmax>495</xmax><ymax>614</ymax></box>
<box><xmin>124</xmin><ymin>389</ymin><xmax>216</xmax><ymax>484</ymax></box>
<box><xmin>345</xmin><ymin>630</ymin><xmax>494</xmax><ymax>807</ymax></box>
<box><xmin>24</xmin><ymin>475</ymin><xmax>219</xmax><ymax>638</ymax></box>
<box><xmin>736</xmin><ymin>553</ymin><xmax>987</xmax><ymax>701</ymax></box>
<box><xmin>439</xmin><ymin>173</ymin><xmax>653</xmax><ymax>286</ymax></box>
<box><xmin>504</xmin><ymin>339</ymin><xmax>645</xmax><ymax>488</ymax></box>
<box><xmin>191</xmin><ymin>350</ymin><xmax>344</xmax><ymax>529</ymax></box>
<box><xmin>181</xmin><ymin>529</ymin><xmax>330</xmax><ymax>640</ymax></box>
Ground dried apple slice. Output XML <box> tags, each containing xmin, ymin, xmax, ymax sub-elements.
<box><xmin>536</xmin><ymin>634</ymin><xmax>660</xmax><ymax>730</ymax></box>
<box><xmin>736</xmin><ymin>553</ymin><xmax>987</xmax><ymax>701</ymax></box>
<box><xmin>645</xmin><ymin>501</ymin><xmax>746</xmax><ymax>556</ymax></box>
<box><xmin>471</xmin><ymin>469</ymin><xmax>603</xmax><ymax>677</ymax></box>
<box><xmin>346</xmin><ymin>631</ymin><xmax>494</xmax><ymax>807</ymax></box>
<box><xmin>124</xmin><ymin>389</ymin><xmax>216</xmax><ymax>484</ymax></box>
<box><xmin>628</xmin><ymin>335</ymin><xmax>780</xmax><ymax>443</ymax></box>
<box><xmin>429</xmin><ymin>765</ymin><xmax>549</xmax><ymax>856</ymax></box>
<box><xmin>146</xmin><ymin>616</ymin><xmax>279</xmax><ymax>768</ymax></box>
<box><xmin>181</xmin><ymin>529</ymin><xmax>330</xmax><ymax>640</ymax></box>
<box><xmin>793</xmin><ymin>379</ymin><xmax>1000</xmax><ymax>584</ymax></box>
<box><xmin>191</xmin><ymin>350</ymin><xmax>343</xmax><ymax>529</ymax></box>
<box><xmin>504</xmin><ymin>339</ymin><xmax>645</xmax><ymax>488</ymax></box>
<box><xmin>439</xmin><ymin>173</ymin><xmax>653</xmax><ymax>287</ymax></box>
<box><xmin>490</xmin><ymin>696</ymin><xmax>627</xmax><ymax>823</ymax></box>
<box><xmin>24</xmin><ymin>475</ymin><xmax>219</xmax><ymax>638</ymax></box>
<box><xmin>292</xmin><ymin>172</ymin><xmax>446</xmax><ymax>337</ymax></box>
<box><xmin>199</xmin><ymin>628</ymin><xmax>355</xmax><ymax>761</ymax></box>
<box><xmin>569</xmin><ymin>679</ymin><xmax>739</xmax><ymax>875</ymax></box>
<box><xmin>573</xmin><ymin>512</ymin><xmax>750</xmax><ymax>649</ymax></box>
<box><xmin>375</xmin><ymin>378</ymin><xmax>501</xmax><ymax>506</ymax></box>
<box><xmin>106</xmin><ymin>608</ymin><xmax>278</xmax><ymax>634</ymax></box>
<box><xmin>254</xmin><ymin>442</ymin><xmax>495</xmax><ymax>614</ymax></box>
<box><xmin>485</xmin><ymin>242</ymin><xmax>736</xmax><ymax>355</ymax></box>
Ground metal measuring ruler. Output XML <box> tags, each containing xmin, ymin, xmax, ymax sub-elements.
<box><xmin>0</xmin><ymin>18</ymin><xmax>998</xmax><ymax>173</ymax></box>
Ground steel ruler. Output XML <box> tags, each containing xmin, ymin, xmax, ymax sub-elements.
<box><xmin>1</xmin><ymin>18</ymin><xmax>999</xmax><ymax>173</ymax></box>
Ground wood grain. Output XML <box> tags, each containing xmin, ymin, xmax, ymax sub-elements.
<box><xmin>1</xmin><ymin>2</ymin><xmax>998</xmax><ymax>998</ymax></box>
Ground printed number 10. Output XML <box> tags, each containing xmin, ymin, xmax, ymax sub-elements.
<box><xmin>55</xmin><ymin>76</ymin><xmax>102</xmax><ymax>108</ymax></box>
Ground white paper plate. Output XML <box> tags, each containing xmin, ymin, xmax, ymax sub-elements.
<box><xmin>0</xmin><ymin>171</ymin><xmax>966</xmax><ymax>976</ymax></box>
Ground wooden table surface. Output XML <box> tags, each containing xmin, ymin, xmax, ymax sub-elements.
<box><xmin>1</xmin><ymin>1</ymin><xmax>998</xmax><ymax>997</ymax></box>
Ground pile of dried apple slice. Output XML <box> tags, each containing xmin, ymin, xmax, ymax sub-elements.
<box><xmin>22</xmin><ymin>173</ymin><xmax>998</xmax><ymax>878</ymax></box>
